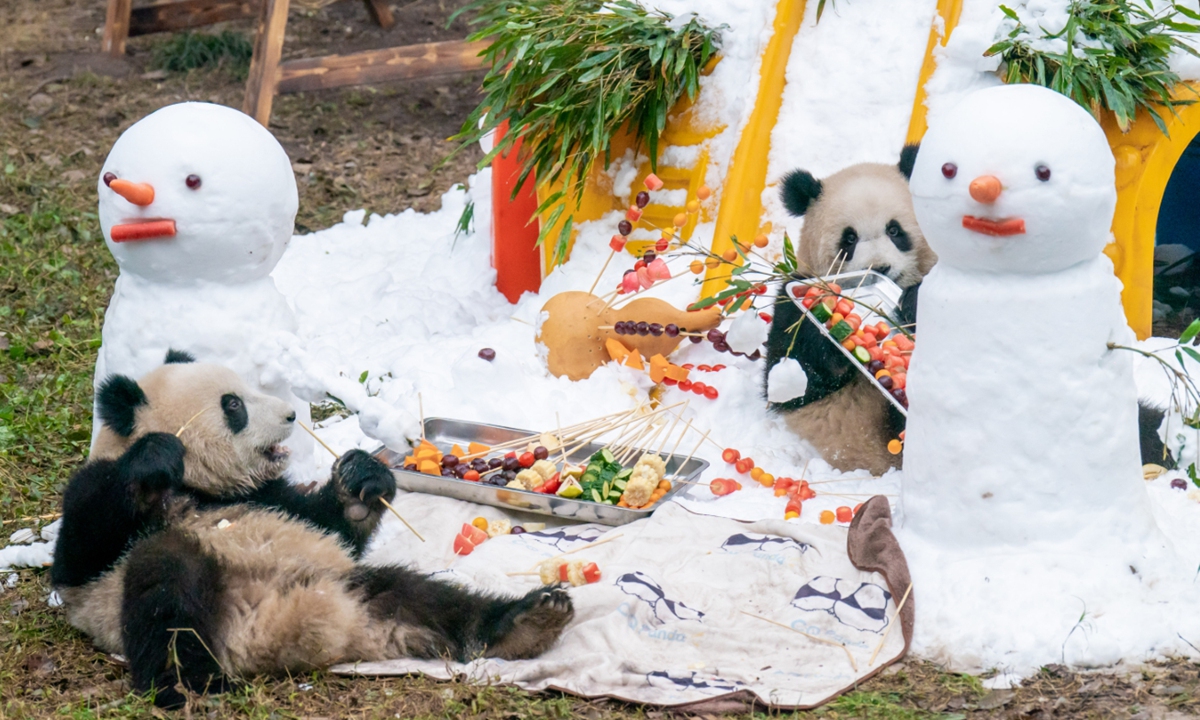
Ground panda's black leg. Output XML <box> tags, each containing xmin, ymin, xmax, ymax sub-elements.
<box><xmin>349</xmin><ymin>566</ymin><xmax>573</xmax><ymax>661</ymax></box>
<box><xmin>121</xmin><ymin>529</ymin><xmax>227</xmax><ymax>709</ymax></box>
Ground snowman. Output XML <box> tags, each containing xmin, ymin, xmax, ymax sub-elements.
<box><xmin>94</xmin><ymin>102</ymin><xmax>315</xmax><ymax>477</ymax></box>
<box><xmin>898</xmin><ymin>84</ymin><xmax>1184</xmax><ymax>670</ymax></box>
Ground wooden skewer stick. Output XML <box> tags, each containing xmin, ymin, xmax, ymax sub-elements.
<box><xmin>175</xmin><ymin>408</ymin><xmax>210</xmax><ymax>438</ymax></box>
<box><xmin>668</xmin><ymin>429</ymin><xmax>709</xmax><ymax>481</ymax></box>
<box><xmin>656</xmin><ymin>404</ymin><xmax>686</xmax><ymax>456</ymax></box>
<box><xmin>587</xmin><ymin>249</ymin><xmax>618</xmax><ymax>295</ymax></box>
<box><xmin>740</xmin><ymin>610</ymin><xmax>858</xmax><ymax>672</ymax></box>
<box><xmin>868</xmin><ymin>583</ymin><xmax>913</xmax><ymax>666</ymax></box>
<box><xmin>457</xmin><ymin>409</ymin><xmax>635</xmax><ymax>461</ymax></box>
<box><xmin>541</xmin><ymin>534</ymin><xmax>623</xmax><ymax>564</ymax></box>
<box><xmin>296</xmin><ymin>421</ymin><xmax>425</xmax><ymax>542</ymax></box>
<box><xmin>418</xmin><ymin>392</ymin><xmax>426</xmax><ymax>443</ymax></box>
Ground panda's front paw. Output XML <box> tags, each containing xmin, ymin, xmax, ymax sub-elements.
<box><xmin>118</xmin><ymin>433</ymin><xmax>185</xmax><ymax>510</ymax></box>
<box><xmin>334</xmin><ymin>449</ymin><xmax>396</xmax><ymax>506</ymax></box>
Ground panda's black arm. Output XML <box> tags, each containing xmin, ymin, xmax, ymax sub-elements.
<box><xmin>51</xmin><ymin>433</ymin><xmax>184</xmax><ymax>588</ymax></box>
<box><xmin>240</xmin><ymin>450</ymin><xmax>395</xmax><ymax>557</ymax></box>
<box><xmin>763</xmin><ymin>283</ymin><xmax>859</xmax><ymax>413</ymax></box>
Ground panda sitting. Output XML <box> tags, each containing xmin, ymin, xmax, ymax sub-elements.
<box><xmin>52</xmin><ymin>352</ymin><xmax>574</xmax><ymax>708</ymax></box>
<box><xmin>764</xmin><ymin>148</ymin><xmax>1172</xmax><ymax>474</ymax></box>
<box><xmin>764</xmin><ymin>147</ymin><xmax>934</xmax><ymax>476</ymax></box>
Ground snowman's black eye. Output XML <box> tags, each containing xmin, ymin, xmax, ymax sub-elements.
<box><xmin>941</xmin><ymin>163</ymin><xmax>957</xmax><ymax>179</ymax></box>
<box><xmin>103</xmin><ymin>172</ymin><xmax>116</xmax><ymax>186</ymax></box>
<box><xmin>1035</xmin><ymin>164</ymin><xmax>1051</xmax><ymax>182</ymax></box>
<box><xmin>186</xmin><ymin>174</ymin><xmax>202</xmax><ymax>190</ymax></box>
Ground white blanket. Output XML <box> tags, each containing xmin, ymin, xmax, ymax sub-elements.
<box><xmin>337</xmin><ymin>493</ymin><xmax>912</xmax><ymax>710</ymax></box>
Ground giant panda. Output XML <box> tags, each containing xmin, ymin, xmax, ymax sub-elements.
<box><xmin>764</xmin><ymin>147</ymin><xmax>933</xmax><ymax>475</ymax></box>
<box><xmin>763</xmin><ymin>148</ymin><xmax>1173</xmax><ymax>475</ymax></box>
<box><xmin>52</xmin><ymin>352</ymin><xmax>574</xmax><ymax>708</ymax></box>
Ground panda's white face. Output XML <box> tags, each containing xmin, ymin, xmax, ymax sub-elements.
<box><xmin>909</xmin><ymin>84</ymin><xmax>1115</xmax><ymax>274</ymax></box>
<box><xmin>100</xmin><ymin>362</ymin><xmax>297</xmax><ymax>496</ymax></box>
<box><xmin>796</xmin><ymin>164</ymin><xmax>936</xmax><ymax>288</ymax></box>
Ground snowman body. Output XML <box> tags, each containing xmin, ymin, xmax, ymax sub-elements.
<box><xmin>93</xmin><ymin>102</ymin><xmax>314</xmax><ymax>476</ymax></box>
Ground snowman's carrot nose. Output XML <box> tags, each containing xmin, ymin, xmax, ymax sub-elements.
<box><xmin>108</xmin><ymin>178</ymin><xmax>155</xmax><ymax>206</ymax></box>
<box><xmin>968</xmin><ymin>175</ymin><xmax>1002</xmax><ymax>204</ymax></box>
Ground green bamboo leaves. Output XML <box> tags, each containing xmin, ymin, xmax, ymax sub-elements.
<box><xmin>987</xmin><ymin>1</ymin><xmax>1200</xmax><ymax>133</ymax></box>
<box><xmin>449</xmin><ymin>0</ymin><xmax>722</xmax><ymax>261</ymax></box>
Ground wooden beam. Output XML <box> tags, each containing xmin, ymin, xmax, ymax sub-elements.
<box><xmin>362</xmin><ymin>0</ymin><xmax>395</xmax><ymax>30</ymax></box>
<box><xmin>102</xmin><ymin>0</ymin><xmax>134</xmax><ymax>56</ymax></box>
<box><xmin>242</xmin><ymin>0</ymin><xmax>291</xmax><ymax>125</ymax></box>
<box><xmin>275</xmin><ymin>39</ymin><xmax>488</xmax><ymax>94</ymax></box>
<box><xmin>129</xmin><ymin>0</ymin><xmax>260</xmax><ymax>37</ymax></box>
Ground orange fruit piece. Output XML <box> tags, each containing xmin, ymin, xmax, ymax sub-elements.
<box><xmin>697</xmin><ymin>185</ymin><xmax>712</xmax><ymax>200</ymax></box>
<box><xmin>887</xmin><ymin>439</ymin><xmax>903</xmax><ymax>455</ymax></box>
<box><xmin>690</xmin><ymin>260</ymin><xmax>704</xmax><ymax>274</ymax></box>
<box><xmin>673</xmin><ymin>213</ymin><xmax>687</xmax><ymax>228</ymax></box>
<box><xmin>753</xmin><ymin>234</ymin><xmax>769</xmax><ymax>248</ymax></box>
<box><xmin>819</xmin><ymin>510</ymin><xmax>835</xmax><ymax>525</ymax></box>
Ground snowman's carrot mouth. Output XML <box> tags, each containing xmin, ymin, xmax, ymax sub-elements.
<box><xmin>111</xmin><ymin>219</ymin><xmax>177</xmax><ymax>242</ymax></box>
<box><xmin>962</xmin><ymin>216</ymin><xmax>1025</xmax><ymax>237</ymax></box>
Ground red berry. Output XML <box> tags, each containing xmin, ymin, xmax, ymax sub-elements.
<box><xmin>704</xmin><ymin>386</ymin><xmax>718</xmax><ymax>399</ymax></box>
<box><xmin>691</xmin><ymin>381</ymin><xmax>707</xmax><ymax>395</ymax></box>
<box><xmin>463</xmin><ymin>469</ymin><xmax>480</xmax><ymax>481</ymax></box>
<box><xmin>760</xmin><ymin>312</ymin><xmax>773</xmax><ymax>323</ymax></box>
<box><xmin>519</xmin><ymin>452</ymin><xmax>535</xmax><ymax>468</ymax></box>
<box><xmin>679</xmin><ymin>380</ymin><xmax>693</xmax><ymax>392</ymax></box>
<box><xmin>655</xmin><ymin>238</ymin><xmax>669</xmax><ymax>252</ymax></box>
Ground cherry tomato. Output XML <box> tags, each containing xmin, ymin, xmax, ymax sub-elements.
<box><xmin>464</xmin><ymin>469</ymin><xmax>481</xmax><ymax>482</ymax></box>
<box><xmin>704</xmin><ymin>386</ymin><xmax>719</xmax><ymax>400</ymax></box>
<box><xmin>519</xmin><ymin>452</ymin><xmax>536</xmax><ymax>468</ymax></box>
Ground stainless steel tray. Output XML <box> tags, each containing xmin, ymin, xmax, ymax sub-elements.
<box><xmin>785</xmin><ymin>270</ymin><xmax>909</xmax><ymax>416</ymax></box>
<box><xmin>372</xmin><ymin>417</ymin><xmax>710</xmax><ymax>526</ymax></box>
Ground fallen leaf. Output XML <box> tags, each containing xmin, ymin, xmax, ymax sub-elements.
<box><xmin>60</xmin><ymin>169</ymin><xmax>88</xmax><ymax>182</ymax></box>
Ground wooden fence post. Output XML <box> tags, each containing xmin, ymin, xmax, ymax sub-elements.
<box><xmin>102</xmin><ymin>0</ymin><xmax>134</xmax><ymax>56</ymax></box>
<box><xmin>242</xmin><ymin>0</ymin><xmax>291</xmax><ymax>125</ymax></box>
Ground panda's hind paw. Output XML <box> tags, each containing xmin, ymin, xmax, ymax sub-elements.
<box><xmin>487</xmin><ymin>587</ymin><xmax>575</xmax><ymax>660</ymax></box>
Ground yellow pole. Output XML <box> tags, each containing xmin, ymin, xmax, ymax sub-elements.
<box><xmin>905</xmin><ymin>0</ymin><xmax>963</xmax><ymax>146</ymax></box>
<box><xmin>701</xmin><ymin>0</ymin><xmax>808</xmax><ymax>298</ymax></box>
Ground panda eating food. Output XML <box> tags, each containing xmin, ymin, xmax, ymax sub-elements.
<box><xmin>764</xmin><ymin>147</ymin><xmax>934</xmax><ymax>475</ymax></box>
<box><xmin>52</xmin><ymin>352</ymin><xmax>574</xmax><ymax>708</ymax></box>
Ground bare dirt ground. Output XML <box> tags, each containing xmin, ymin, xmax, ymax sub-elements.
<box><xmin>1</xmin><ymin>1</ymin><xmax>1197</xmax><ymax>718</ymax></box>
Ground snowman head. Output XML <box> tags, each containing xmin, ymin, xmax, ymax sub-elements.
<box><xmin>98</xmin><ymin>102</ymin><xmax>298</xmax><ymax>284</ymax></box>
<box><xmin>909</xmin><ymin>84</ymin><xmax>1115</xmax><ymax>274</ymax></box>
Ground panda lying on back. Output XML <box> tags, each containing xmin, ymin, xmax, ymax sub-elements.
<box><xmin>52</xmin><ymin>352</ymin><xmax>573</xmax><ymax>708</ymax></box>
<box><xmin>764</xmin><ymin>147</ymin><xmax>933</xmax><ymax>475</ymax></box>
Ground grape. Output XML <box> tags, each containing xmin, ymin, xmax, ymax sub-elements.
<box><xmin>892</xmin><ymin>388</ymin><xmax>908</xmax><ymax>405</ymax></box>
<box><xmin>636</xmin><ymin>322</ymin><xmax>650</xmax><ymax>335</ymax></box>
<box><xmin>511</xmin><ymin>526</ymin><xmax>526</xmax><ymax>534</ymax></box>
<box><xmin>707</xmin><ymin>329</ymin><xmax>725</xmax><ymax>343</ymax></box>
<box><xmin>649</xmin><ymin>323</ymin><xmax>663</xmax><ymax>336</ymax></box>
<box><xmin>690</xmin><ymin>335</ymin><xmax>703</xmax><ymax>344</ymax></box>
<box><xmin>1171</xmin><ymin>478</ymin><xmax>1188</xmax><ymax>490</ymax></box>
<box><xmin>441</xmin><ymin>468</ymin><xmax>455</xmax><ymax>477</ymax></box>
<box><xmin>403</xmin><ymin>463</ymin><xmax>418</xmax><ymax>472</ymax></box>
<box><xmin>867</xmin><ymin>360</ymin><xmax>885</xmax><ymax>375</ymax></box>
<box><xmin>503</xmin><ymin>456</ymin><xmax>521</xmax><ymax>472</ymax></box>
<box><xmin>877</xmin><ymin>375</ymin><xmax>894</xmax><ymax>390</ymax></box>
<box><xmin>643</xmin><ymin>250</ymin><xmax>656</xmax><ymax>263</ymax></box>
<box><xmin>665</xmin><ymin>324</ymin><xmax>679</xmax><ymax>337</ymax></box>
<box><xmin>614</xmin><ymin>321</ymin><xmax>626</xmax><ymax>334</ymax></box>
<box><xmin>618</xmin><ymin>219</ymin><xmax>633</xmax><ymax>236</ymax></box>
<box><xmin>489</xmin><ymin>458</ymin><xmax>503</xmax><ymax>469</ymax></box>
<box><xmin>534</xmin><ymin>446</ymin><xmax>549</xmax><ymax>460</ymax></box>
<box><xmin>502</xmin><ymin>469</ymin><xmax>517</xmax><ymax>481</ymax></box>
<box><xmin>713</xmin><ymin>340</ymin><xmax>730</xmax><ymax>353</ymax></box>
<box><xmin>749</xmin><ymin>349</ymin><xmax>762</xmax><ymax>361</ymax></box>
<box><xmin>442</xmin><ymin>454</ymin><xmax>459</xmax><ymax>468</ymax></box>
<box><xmin>478</xmin><ymin>348</ymin><xmax>496</xmax><ymax>361</ymax></box>
<box><xmin>636</xmin><ymin>191</ymin><xmax>650</xmax><ymax>208</ymax></box>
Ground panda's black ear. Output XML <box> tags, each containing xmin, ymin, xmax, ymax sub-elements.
<box><xmin>97</xmin><ymin>375</ymin><xmax>146</xmax><ymax>437</ymax></box>
<box><xmin>164</xmin><ymin>349</ymin><xmax>195</xmax><ymax>364</ymax></box>
<box><xmin>898</xmin><ymin>143</ymin><xmax>920</xmax><ymax>181</ymax></box>
<box><xmin>780</xmin><ymin>169</ymin><xmax>822</xmax><ymax>217</ymax></box>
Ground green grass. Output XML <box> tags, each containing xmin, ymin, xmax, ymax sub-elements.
<box><xmin>151</xmin><ymin>31</ymin><xmax>254</xmax><ymax>77</ymax></box>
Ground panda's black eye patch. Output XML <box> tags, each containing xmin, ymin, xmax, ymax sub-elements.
<box><xmin>221</xmin><ymin>394</ymin><xmax>248</xmax><ymax>434</ymax></box>
<box><xmin>886</xmin><ymin>220</ymin><xmax>912</xmax><ymax>252</ymax></box>
<box><xmin>839</xmin><ymin>227</ymin><xmax>858</xmax><ymax>262</ymax></box>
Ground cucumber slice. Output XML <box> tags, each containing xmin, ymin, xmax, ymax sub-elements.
<box><xmin>614</xmin><ymin>478</ymin><xmax>628</xmax><ymax>490</ymax></box>
<box><xmin>590</xmin><ymin>488</ymin><xmax>603</xmax><ymax>503</ymax></box>
<box><xmin>810</xmin><ymin>301</ymin><xmax>833</xmax><ymax>323</ymax></box>
<box><xmin>615</xmin><ymin>468</ymin><xmax>633</xmax><ymax>481</ymax></box>
<box><xmin>852</xmin><ymin>345</ymin><xmax>871</xmax><ymax>364</ymax></box>
<box><xmin>829</xmin><ymin>320</ymin><xmax>853</xmax><ymax>342</ymax></box>
<box><xmin>599</xmin><ymin>448</ymin><xmax>616</xmax><ymax>464</ymax></box>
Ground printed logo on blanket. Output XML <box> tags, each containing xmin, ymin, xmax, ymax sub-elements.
<box><xmin>521</xmin><ymin>527</ymin><xmax>606</xmax><ymax>551</ymax></box>
<box><xmin>791</xmin><ymin>576</ymin><xmax>891</xmax><ymax>633</ymax></box>
<box><xmin>646</xmin><ymin>670</ymin><xmax>740</xmax><ymax>695</ymax></box>
<box><xmin>616</xmin><ymin>571</ymin><xmax>706</xmax><ymax>625</ymax></box>
<box><xmin>720</xmin><ymin>533</ymin><xmax>810</xmax><ymax>564</ymax></box>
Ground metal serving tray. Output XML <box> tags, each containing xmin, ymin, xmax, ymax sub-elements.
<box><xmin>785</xmin><ymin>270</ymin><xmax>908</xmax><ymax>416</ymax></box>
<box><xmin>372</xmin><ymin>417</ymin><xmax>710</xmax><ymax>527</ymax></box>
